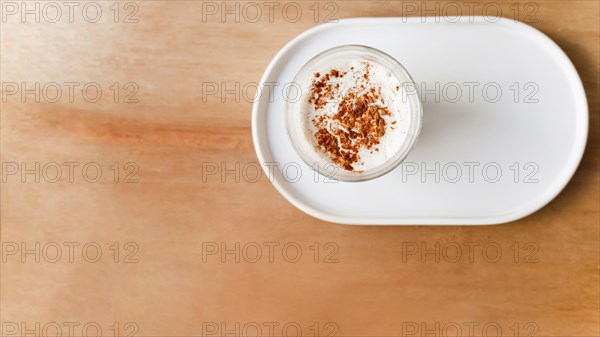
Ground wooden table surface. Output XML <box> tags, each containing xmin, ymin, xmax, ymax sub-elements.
<box><xmin>1</xmin><ymin>1</ymin><xmax>599</xmax><ymax>336</ymax></box>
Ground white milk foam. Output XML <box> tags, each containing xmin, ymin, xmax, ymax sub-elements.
<box><xmin>301</xmin><ymin>60</ymin><xmax>412</xmax><ymax>172</ymax></box>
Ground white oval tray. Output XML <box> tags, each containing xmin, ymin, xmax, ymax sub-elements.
<box><xmin>252</xmin><ymin>17</ymin><xmax>588</xmax><ymax>225</ymax></box>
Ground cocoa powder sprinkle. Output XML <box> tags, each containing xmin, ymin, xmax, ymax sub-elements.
<box><xmin>308</xmin><ymin>63</ymin><xmax>393</xmax><ymax>171</ymax></box>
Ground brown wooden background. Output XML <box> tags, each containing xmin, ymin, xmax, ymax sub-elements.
<box><xmin>1</xmin><ymin>1</ymin><xmax>598</xmax><ymax>336</ymax></box>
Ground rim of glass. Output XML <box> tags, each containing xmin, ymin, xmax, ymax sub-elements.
<box><xmin>285</xmin><ymin>44</ymin><xmax>423</xmax><ymax>182</ymax></box>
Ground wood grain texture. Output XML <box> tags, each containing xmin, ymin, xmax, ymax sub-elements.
<box><xmin>1</xmin><ymin>1</ymin><xmax>598</xmax><ymax>336</ymax></box>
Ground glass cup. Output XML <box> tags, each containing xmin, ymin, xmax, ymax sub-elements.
<box><xmin>285</xmin><ymin>45</ymin><xmax>423</xmax><ymax>182</ymax></box>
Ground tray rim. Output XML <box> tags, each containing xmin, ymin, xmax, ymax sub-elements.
<box><xmin>251</xmin><ymin>16</ymin><xmax>589</xmax><ymax>225</ymax></box>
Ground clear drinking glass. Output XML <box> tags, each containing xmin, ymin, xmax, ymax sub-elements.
<box><xmin>285</xmin><ymin>45</ymin><xmax>423</xmax><ymax>182</ymax></box>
